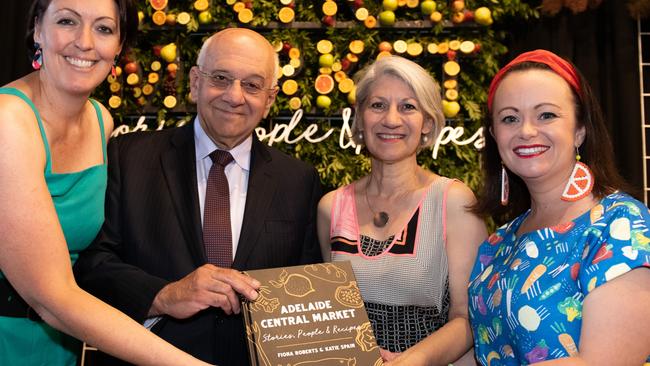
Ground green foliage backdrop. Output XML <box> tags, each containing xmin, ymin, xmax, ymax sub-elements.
<box><xmin>94</xmin><ymin>0</ymin><xmax>538</xmax><ymax>191</ymax></box>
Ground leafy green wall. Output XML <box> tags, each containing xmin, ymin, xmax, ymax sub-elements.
<box><xmin>94</xmin><ymin>0</ymin><xmax>538</xmax><ymax>191</ymax></box>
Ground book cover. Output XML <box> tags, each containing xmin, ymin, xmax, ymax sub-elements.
<box><xmin>242</xmin><ymin>261</ymin><xmax>382</xmax><ymax>366</ymax></box>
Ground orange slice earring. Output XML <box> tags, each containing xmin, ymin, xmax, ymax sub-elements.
<box><xmin>561</xmin><ymin>147</ymin><xmax>594</xmax><ymax>202</ymax></box>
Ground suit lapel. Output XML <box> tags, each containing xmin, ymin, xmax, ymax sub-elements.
<box><xmin>233</xmin><ymin>137</ymin><xmax>276</xmax><ymax>269</ymax></box>
<box><xmin>160</xmin><ymin>123</ymin><xmax>206</xmax><ymax>267</ymax></box>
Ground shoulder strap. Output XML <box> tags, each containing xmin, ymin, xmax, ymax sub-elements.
<box><xmin>88</xmin><ymin>98</ymin><xmax>107</xmax><ymax>163</ymax></box>
<box><xmin>0</xmin><ymin>87</ymin><xmax>52</xmax><ymax>172</ymax></box>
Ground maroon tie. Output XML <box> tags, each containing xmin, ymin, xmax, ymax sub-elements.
<box><xmin>203</xmin><ymin>150</ymin><xmax>234</xmax><ymax>267</ymax></box>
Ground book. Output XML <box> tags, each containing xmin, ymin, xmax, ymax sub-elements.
<box><xmin>242</xmin><ymin>261</ymin><xmax>382</xmax><ymax>366</ymax></box>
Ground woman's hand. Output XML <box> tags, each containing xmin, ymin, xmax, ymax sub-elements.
<box><xmin>380</xmin><ymin>348</ymin><xmax>400</xmax><ymax>363</ymax></box>
<box><xmin>382</xmin><ymin>348</ymin><xmax>428</xmax><ymax>366</ymax></box>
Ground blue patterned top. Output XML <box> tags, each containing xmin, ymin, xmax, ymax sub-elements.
<box><xmin>468</xmin><ymin>192</ymin><xmax>650</xmax><ymax>365</ymax></box>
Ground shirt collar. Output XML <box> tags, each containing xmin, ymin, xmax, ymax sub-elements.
<box><xmin>193</xmin><ymin>116</ymin><xmax>252</xmax><ymax>171</ymax></box>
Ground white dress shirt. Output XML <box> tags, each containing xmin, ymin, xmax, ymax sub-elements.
<box><xmin>194</xmin><ymin>117</ymin><xmax>250</xmax><ymax>258</ymax></box>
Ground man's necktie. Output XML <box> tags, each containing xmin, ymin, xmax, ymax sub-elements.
<box><xmin>203</xmin><ymin>150</ymin><xmax>234</xmax><ymax>267</ymax></box>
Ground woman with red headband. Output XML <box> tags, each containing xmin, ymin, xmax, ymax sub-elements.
<box><xmin>468</xmin><ymin>49</ymin><xmax>650</xmax><ymax>365</ymax></box>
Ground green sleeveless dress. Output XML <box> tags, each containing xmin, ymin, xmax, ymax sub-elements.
<box><xmin>0</xmin><ymin>87</ymin><xmax>107</xmax><ymax>365</ymax></box>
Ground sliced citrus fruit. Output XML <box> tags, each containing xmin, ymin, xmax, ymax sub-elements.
<box><xmin>114</xmin><ymin>66</ymin><xmax>122</xmax><ymax>77</ymax></box>
<box><xmin>406</xmin><ymin>42</ymin><xmax>423</xmax><ymax>56</ymax></box>
<box><xmin>126</xmin><ymin>73</ymin><xmax>139</xmax><ymax>85</ymax></box>
<box><xmin>561</xmin><ymin>162</ymin><xmax>594</xmax><ymax>201</ymax></box>
<box><xmin>151</xmin><ymin>61</ymin><xmax>162</xmax><ymax>72</ymax></box>
<box><xmin>314</xmin><ymin>74</ymin><xmax>335</xmax><ymax>94</ymax></box>
<box><xmin>148</xmin><ymin>72</ymin><xmax>159</xmax><ymax>84</ymax></box>
<box><xmin>272</xmin><ymin>40</ymin><xmax>283</xmax><ymax>53</ymax></box>
<box><xmin>281</xmin><ymin>79</ymin><xmax>298</xmax><ymax>95</ymax></box>
<box><xmin>238</xmin><ymin>8</ymin><xmax>253</xmax><ymax>23</ymax></box>
<box><xmin>280</xmin><ymin>0</ymin><xmax>293</xmax><ymax>4</ymax></box>
<box><xmin>406</xmin><ymin>0</ymin><xmax>419</xmax><ymax>8</ymax></box>
<box><xmin>449</xmin><ymin>40</ymin><xmax>461</xmax><ymax>51</ymax></box>
<box><xmin>281</xmin><ymin>64</ymin><xmax>295</xmax><ymax>77</ymax></box>
<box><xmin>278</xmin><ymin>7</ymin><xmax>294</xmax><ymax>23</ymax></box>
<box><xmin>316</xmin><ymin>40</ymin><xmax>333</xmax><ymax>54</ymax></box>
<box><xmin>338</xmin><ymin>78</ymin><xmax>354</xmax><ymax>93</ymax></box>
<box><xmin>288</xmin><ymin>47</ymin><xmax>301</xmax><ymax>59</ymax></box>
<box><xmin>319</xmin><ymin>67</ymin><xmax>332</xmax><ymax>75</ymax></box>
<box><xmin>177</xmin><ymin>12</ymin><xmax>191</xmax><ymax>25</ymax></box>
<box><xmin>333</xmin><ymin>71</ymin><xmax>347</xmax><ymax>83</ymax></box>
<box><xmin>398</xmin><ymin>0</ymin><xmax>407</xmax><ymax>5</ymax></box>
<box><xmin>233</xmin><ymin>2</ymin><xmax>245</xmax><ymax>13</ymax></box>
<box><xmin>445</xmin><ymin>88</ymin><xmax>458</xmax><ymax>101</ymax></box>
<box><xmin>355</xmin><ymin>7</ymin><xmax>369</xmax><ymax>21</ymax></box>
<box><xmin>331</xmin><ymin>61</ymin><xmax>342</xmax><ymax>72</ymax></box>
<box><xmin>322</xmin><ymin>0</ymin><xmax>337</xmax><ymax>16</ymax></box>
<box><xmin>108</xmin><ymin>95</ymin><xmax>122</xmax><ymax>109</ymax></box>
<box><xmin>346</xmin><ymin>53</ymin><xmax>359</xmax><ymax>63</ymax></box>
<box><xmin>459</xmin><ymin>40</ymin><xmax>475</xmax><ymax>54</ymax></box>
<box><xmin>150</xmin><ymin>0</ymin><xmax>168</xmax><ymax>11</ymax></box>
<box><xmin>163</xmin><ymin>95</ymin><xmax>177</xmax><ymax>109</ymax></box>
<box><xmin>194</xmin><ymin>0</ymin><xmax>209</xmax><ymax>11</ymax></box>
<box><xmin>427</xmin><ymin>43</ymin><xmax>438</xmax><ymax>54</ymax></box>
<box><xmin>443</xmin><ymin>79</ymin><xmax>457</xmax><ymax>89</ymax></box>
<box><xmin>142</xmin><ymin>84</ymin><xmax>154</xmax><ymax>95</ymax></box>
<box><xmin>132</xmin><ymin>87</ymin><xmax>142</xmax><ymax>98</ymax></box>
<box><xmin>136</xmin><ymin>96</ymin><xmax>146</xmax><ymax>106</ymax></box>
<box><xmin>376</xmin><ymin>50</ymin><xmax>392</xmax><ymax>60</ymax></box>
<box><xmin>289</xmin><ymin>58</ymin><xmax>301</xmax><ymax>69</ymax></box>
<box><xmin>226</xmin><ymin>0</ymin><xmax>236</xmax><ymax>4</ymax></box>
<box><xmin>349</xmin><ymin>40</ymin><xmax>364</xmax><ymax>54</ymax></box>
<box><xmin>393</xmin><ymin>40</ymin><xmax>408</xmax><ymax>54</ymax></box>
<box><xmin>443</xmin><ymin>60</ymin><xmax>460</xmax><ymax>76</ymax></box>
<box><xmin>152</xmin><ymin>10</ymin><xmax>167</xmax><ymax>26</ymax></box>
<box><xmin>106</xmin><ymin>75</ymin><xmax>117</xmax><ymax>83</ymax></box>
<box><xmin>364</xmin><ymin>15</ymin><xmax>377</xmax><ymax>28</ymax></box>
<box><xmin>109</xmin><ymin>82</ymin><xmax>121</xmax><ymax>93</ymax></box>
<box><xmin>288</xmin><ymin>96</ymin><xmax>302</xmax><ymax>110</ymax></box>
<box><xmin>437</xmin><ymin>41</ymin><xmax>449</xmax><ymax>54</ymax></box>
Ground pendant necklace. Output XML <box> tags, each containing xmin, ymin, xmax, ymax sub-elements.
<box><xmin>364</xmin><ymin>176</ymin><xmax>389</xmax><ymax>228</ymax></box>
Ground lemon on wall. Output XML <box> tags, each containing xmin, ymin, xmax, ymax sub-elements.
<box><xmin>160</xmin><ymin>43</ymin><xmax>177</xmax><ymax>63</ymax></box>
<box><xmin>316</xmin><ymin>95</ymin><xmax>332</xmax><ymax>109</ymax></box>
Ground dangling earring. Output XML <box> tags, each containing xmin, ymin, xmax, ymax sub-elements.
<box><xmin>356</xmin><ymin>130</ymin><xmax>364</xmax><ymax>143</ymax></box>
<box><xmin>111</xmin><ymin>57</ymin><xmax>118</xmax><ymax>78</ymax></box>
<box><xmin>32</xmin><ymin>43</ymin><xmax>43</xmax><ymax>70</ymax></box>
<box><xmin>500</xmin><ymin>162</ymin><xmax>509</xmax><ymax>206</ymax></box>
<box><xmin>561</xmin><ymin>146</ymin><xmax>594</xmax><ymax>202</ymax></box>
<box><xmin>421</xmin><ymin>134</ymin><xmax>429</xmax><ymax>145</ymax></box>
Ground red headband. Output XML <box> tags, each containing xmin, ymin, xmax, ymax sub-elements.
<box><xmin>487</xmin><ymin>49</ymin><xmax>582</xmax><ymax>112</ymax></box>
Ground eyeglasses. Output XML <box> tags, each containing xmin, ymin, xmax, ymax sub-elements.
<box><xmin>195</xmin><ymin>68</ymin><xmax>276</xmax><ymax>96</ymax></box>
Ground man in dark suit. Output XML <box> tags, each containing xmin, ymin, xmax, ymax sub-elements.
<box><xmin>74</xmin><ymin>28</ymin><xmax>323</xmax><ymax>365</ymax></box>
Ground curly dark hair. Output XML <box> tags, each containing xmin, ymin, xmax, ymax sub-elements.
<box><xmin>473</xmin><ymin>60</ymin><xmax>631</xmax><ymax>224</ymax></box>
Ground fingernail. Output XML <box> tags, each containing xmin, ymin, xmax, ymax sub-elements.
<box><xmin>250</xmin><ymin>290</ymin><xmax>259</xmax><ymax>300</ymax></box>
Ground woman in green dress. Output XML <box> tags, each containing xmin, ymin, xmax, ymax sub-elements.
<box><xmin>0</xmin><ymin>0</ymin><xmax>213</xmax><ymax>365</ymax></box>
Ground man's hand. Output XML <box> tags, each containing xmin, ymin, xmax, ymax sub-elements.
<box><xmin>148</xmin><ymin>264</ymin><xmax>260</xmax><ymax>319</ymax></box>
